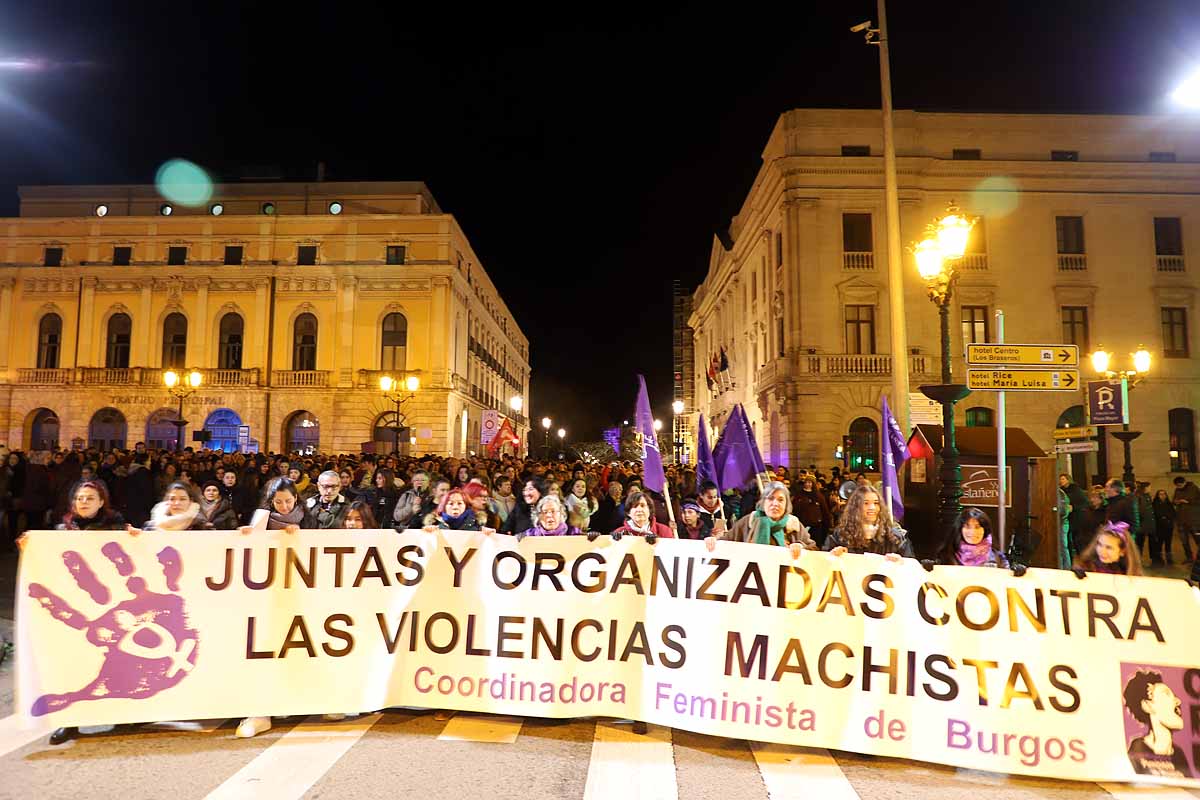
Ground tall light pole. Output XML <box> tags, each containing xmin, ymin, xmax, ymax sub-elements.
<box><xmin>1088</xmin><ymin>347</ymin><xmax>1151</xmax><ymax>486</ymax></box>
<box><xmin>557</xmin><ymin>427</ymin><xmax>566</xmax><ymax>459</ymax></box>
<box><xmin>855</xmin><ymin>0</ymin><xmax>910</xmax><ymax>431</ymax></box>
<box><xmin>672</xmin><ymin>399</ymin><xmax>685</xmax><ymax>464</ymax></box>
<box><xmin>913</xmin><ymin>204</ymin><xmax>976</xmax><ymax>544</ymax></box>
<box><xmin>163</xmin><ymin>369</ymin><xmax>202</xmax><ymax>453</ymax></box>
<box><xmin>541</xmin><ymin>416</ymin><xmax>552</xmax><ymax>461</ymax></box>
<box><xmin>380</xmin><ymin>374</ymin><xmax>420</xmax><ymax>455</ymax></box>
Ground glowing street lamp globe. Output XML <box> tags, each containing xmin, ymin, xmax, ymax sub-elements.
<box><xmin>1133</xmin><ymin>347</ymin><xmax>1152</xmax><ymax>375</ymax></box>
<box><xmin>509</xmin><ymin>395</ymin><xmax>524</xmax><ymax>413</ymax></box>
<box><xmin>936</xmin><ymin>206</ymin><xmax>974</xmax><ymax>260</ymax></box>
<box><xmin>1090</xmin><ymin>349</ymin><xmax>1111</xmax><ymax>375</ymax></box>
<box><xmin>187</xmin><ymin>370</ymin><xmax>202</xmax><ymax>388</ymax></box>
<box><xmin>541</xmin><ymin>416</ymin><xmax>552</xmax><ymax>430</ymax></box>
<box><xmin>913</xmin><ymin>236</ymin><xmax>945</xmax><ymax>280</ymax></box>
<box><xmin>379</xmin><ymin>375</ymin><xmax>395</xmax><ymax>392</ymax></box>
<box><xmin>557</xmin><ymin>428</ymin><xmax>566</xmax><ymax>440</ymax></box>
<box><xmin>163</xmin><ymin>370</ymin><xmax>179</xmax><ymax>388</ymax></box>
<box><xmin>404</xmin><ymin>375</ymin><xmax>420</xmax><ymax>393</ymax></box>
<box><xmin>653</xmin><ymin>419</ymin><xmax>663</xmax><ymax>432</ymax></box>
<box><xmin>672</xmin><ymin>400</ymin><xmax>684</xmax><ymax>415</ymax></box>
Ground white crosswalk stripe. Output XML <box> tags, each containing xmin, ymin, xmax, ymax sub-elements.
<box><xmin>1099</xmin><ymin>782</ymin><xmax>1198</xmax><ymax>799</ymax></box>
<box><xmin>751</xmin><ymin>742</ymin><xmax>861</xmax><ymax>799</ymax></box>
<box><xmin>202</xmin><ymin>713</ymin><xmax>382</xmax><ymax>800</ymax></box>
<box><xmin>437</xmin><ymin>712</ymin><xmax>524</xmax><ymax>743</ymax></box>
<box><xmin>0</xmin><ymin>713</ymin><xmax>55</xmax><ymax>759</ymax></box>
<box><xmin>584</xmin><ymin>721</ymin><xmax>678</xmax><ymax>800</ymax></box>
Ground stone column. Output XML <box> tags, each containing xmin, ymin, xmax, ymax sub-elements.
<box><xmin>251</xmin><ymin>278</ymin><xmax>270</xmax><ymax>376</ymax></box>
<box><xmin>335</xmin><ymin>275</ymin><xmax>356</xmax><ymax>387</ymax></box>
<box><xmin>0</xmin><ymin>277</ymin><xmax>13</xmax><ymax>370</ymax></box>
<box><xmin>133</xmin><ymin>278</ymin><xmax>153</xmax><ymax>367</ymax></box>
<box><xmin>193</xmin><ymin>277</ymin><xmax>210</xmax><ymax>367</ymax></box>
<box><xmin>78</xmin><ymin>276</ymin><xmax>97</xmax><ymax>367</ymax></box>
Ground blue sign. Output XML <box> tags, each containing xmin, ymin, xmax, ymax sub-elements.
<box><xmin>1087</xmin><ymin>379</ymin><xmax>1129</xmax><ymax>425</ymax></box>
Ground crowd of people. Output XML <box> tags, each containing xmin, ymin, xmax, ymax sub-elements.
<box><xmin>3</xmin><ymin>442</ymin><xmax>1197</xmax><ymax>748</ymax></box>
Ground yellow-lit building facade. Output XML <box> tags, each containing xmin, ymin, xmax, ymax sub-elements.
<box><xmin>0</xmin><ymin>181</ymin><xmax>531</xmax><ymax>455</ymax></box>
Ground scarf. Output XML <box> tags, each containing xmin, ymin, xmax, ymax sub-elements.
<box><xmin>440</xmin><ymin>506</ymin><xmax>476</xmax><ymax>529</ymax></box>
<box><xmin>150</xmin><ymin>501</ymin><xmax>201</xmax><ymax>531</ymax></box>
<box><xmin>956</xmin><ymin>537</ymin><xmax>994</xmax><ymax>567</ymax></box>
<box><xmin>535</xmin><ymin>522</ymin><xmax>570</xmax><ymax>536</ymax></box>
<box><xmin>267</xmin><ymin>505</ymin><xmax>306</xmax><ymax>530</ymax></box>
<box><xmin>199</xmin><ymin>497</ymin><xmax>222</xmax><ymax>521</ymax></box>
<box><xmin>752</xmin><ymin>510</ymin><xmax>788</xmax><ymax>546</ymax></box>
<box><xmin>624</xmin><ymin>518</ymin><xmax>654</xmax><ymax>535</ymax></box>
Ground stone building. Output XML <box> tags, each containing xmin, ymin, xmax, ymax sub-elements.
<box><xmin>690</xmin><ymin>109</ymin><xmax>1200</xmax><ymax>486</ymax></box>
<box><xmin>0</xmin><ymin>181</ymin><xmax>530</xmax><ymax>455</ymax></box>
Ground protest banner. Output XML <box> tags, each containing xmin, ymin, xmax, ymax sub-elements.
<box><xmin>16</xmin><ymin>529</ymin><xmax>1200</xmax><ymax>786</ymax></box>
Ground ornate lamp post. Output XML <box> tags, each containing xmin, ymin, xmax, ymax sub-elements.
<box><xmin>912</xmin><ymin>204</ymin><xmax>975</xmax><ymax>542</ymax></box>
<box><xmin>1087</xmin><ymin>346</ymin><xmax>1151</xmax><ymax>485</ymax></box>
<box><xmin>163</xmin><ymin>369</ymin><xmax>202</xmax><ymax>453</ymax></box>
<box><xmin>541</xmin><ymin>416</ymin><xmax>552</xmax><ymax>461</ymax></box>
<box><xmin>379</xmin><ymin>374</ymin><xmax>420</xmax><ymax>455</ymax></box>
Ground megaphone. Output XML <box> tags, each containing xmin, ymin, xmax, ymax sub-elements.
<box><xmin>838</xmin><ymin>480</ymin><xmax>858</xmax><ymax>501</ymax></box>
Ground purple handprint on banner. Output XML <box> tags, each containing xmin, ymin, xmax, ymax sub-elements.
<box><xmin>27</xmin><ymin>541</ymin><xmax>199</xmax><ymax>716</ymax></box>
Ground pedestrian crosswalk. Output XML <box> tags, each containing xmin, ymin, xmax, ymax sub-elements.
<box><xmin>0</xmin><ymin>710</ymin><xmax>1192</xmax><ymax>800</ymax></box>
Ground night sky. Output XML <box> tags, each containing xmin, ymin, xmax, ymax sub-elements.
<box><xmin>0</xmin><ymin>1</ymin><xmax>1196</xmax><ymax>440</ymax></box>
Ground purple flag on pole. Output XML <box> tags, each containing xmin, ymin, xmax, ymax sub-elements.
<box><xmin>880</xmin><ymin>395</ymin><xmax>910</xmax><ymax>520</ymax></box>
<box><xmin>712</xmin><ymin>404</ymin><xmax>765</xmax><ymax>491</ymax></box>
<box><xmin>695</xmin><ymin>413</ymin><xmax>719</xmax><ymax>493</ymax></box>
<box><xmin>634</xmin><ymin>374</ymin><xmax>666</xmax><ymax>493</ymax></box>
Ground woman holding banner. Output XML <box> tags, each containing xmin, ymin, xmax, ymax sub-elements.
<box><xmin>519</xmin><ymin>494</ymin><xmax>582</xmax><ymax>538</ymax></box>
<box><xmin>937</xmin><ymin>507</ymin><xmax>1010</xmax><ymax>568</ymax></box>
<box><xmin>422</xmin><ymin>487</ymin><xmax>484</xmax><ymax>532</ymax></box>
<box><xmin>603</xmin><ymin>490</ymin><xmax>673</xmax><ymax>542</ymax></box>
<box><xmin>702</xmin><ymin>481</ymin><xmax>814</xmax><ymax>556</ymax></box>
<box><xmin>823</xmin><ymin>483</ymin><xmax>913</xmax><ymax>560</ymax></box>
<box><xmin>56</xmin><ymin>479</ymin><xmax>126</xmax><ymax>532</ymax></box>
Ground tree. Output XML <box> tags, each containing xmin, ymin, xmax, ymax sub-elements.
<box><xmin>570</xmin><ymin>440</ymin><xmax>616</xmax><ymax>464</ymax></box>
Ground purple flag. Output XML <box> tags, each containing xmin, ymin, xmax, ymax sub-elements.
<box><xmin>634</xmin><ymin>375</ymin><xmax>666</xmax><ymax>493</ymax></box>
<box><xmin>880</xmin><ymin>395</ymin><xmax>910</xmax><ymax>520</ymax></box>
<box><xmin>695</xmin><ymin>414</ymin><xmax>719</xmax><ymax>493</ymax></box>
<box><xmin>712</xmin><ymin>404</ymin><xmax>766</xmax><ymax>491</ymax></box>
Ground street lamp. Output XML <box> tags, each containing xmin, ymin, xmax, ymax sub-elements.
<box><xmin>163</xmin><ymin>368</ymin><xmax>202</xmax><ymax>453</ymax></box>
<box><xmin>557</xmin><ymin>427</ymin><xmax>566</xmax><ymax>459</ymax></box>
<box><xmin>911</xmin><ymin>203</ymin><xmax>977</xmax><ymax>544</ymax></box>
<box><xmin>380</xmin><ymin>374</ymin><xmax>420</xmax><ymax>455</ymax></box>
<box><xmin>1087</xmin><ymin>345</ymin><xmax>1151</xmax><ymax>485</ymax></box>
<box><xmin>653</xmin><ymin>419</ymin><xmax>663</xmax><ymax>432</ymax></box>
<box><xmin>541</xmin><ymin>416</ymin><xmax>552</xmax><ymax>461</ymax></box>
<box><xmin>509</xmin><ymin>396</ymin><xmax>523</xmax><ymax>414</ymax></box>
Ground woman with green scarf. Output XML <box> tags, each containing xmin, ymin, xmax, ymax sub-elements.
<box><xmin>704</xmin><ymin>481</ymin><xmax>816</xmax><ymax>558</ymax></box>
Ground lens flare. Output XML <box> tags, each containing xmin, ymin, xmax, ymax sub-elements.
<box><xmin>969</xmin><ymin>175</ymin><xmax>1019</xmax><ymax>218</ymax></box>
<box><xmin>155</xmin><ymin>159</ymin><xmax>213</xmax><ymax>207</ymax></box>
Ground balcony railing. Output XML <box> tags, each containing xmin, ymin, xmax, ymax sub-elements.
<box><xmin>79</xmin><ymin>367</ymin><xmax>137</xmax><ymax>385</ymax></box>
<box><xmin>207</xmin><ymin>369</ymin><xmax>260</xmax><ymax>386</ymax></box>
<box><xmin>16</xmin><ymin>368</ymin><xmax>71</xmax><ymax>385</ymax></box>
<box><xmin>1057</xmin><ymin>253</ymin><xmax>1087</xmax><ymax>271</ymax></box>
<box><xmin>842</xmin><ymin>251</ymin><xmax>874</xmax><ymax>270</ymax></box>
<box><xmin>755</xmin><ymin>354</ymin><xmax>936</xmax><ymax>386</ymax></box>
<box><xmin>273</xmin><ymin>370</ymin><xmax>330</xmax><ymax>388</ymax></box>
<box><xmin>1157</xmin><ymin>255</ymin><xmax>1186</xmax><ymax>273</ymax></box>
<box><xmin>958</xmin><ymin>253</ymin><xmax>988</xmax><ymax>271</ymax></box>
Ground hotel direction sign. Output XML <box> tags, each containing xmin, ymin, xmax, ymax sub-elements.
<box><xmin>965</xmin><ymin>343</ymin><xmax>1079</xmax><ymax>368</ymax></box>
<box><xmin>967</xmin><ymin>369</ymin><xmax>1079</xmax><ymax>392</ymax></box>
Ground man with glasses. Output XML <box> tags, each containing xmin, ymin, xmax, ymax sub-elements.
<box><xmin>304</xmin><ymin>470</ymin><xmax>349</xmax><ymax>529</ymax></box>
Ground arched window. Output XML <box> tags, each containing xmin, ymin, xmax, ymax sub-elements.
<box><xmin>162</xmin><ymin>312</ymin><xmax>187</xmax><ymax>369</ymax></box>
<box><xmin>293</xmin><ymin>313</ymin><xmax>318</xmax><ymax>371</ymax></box>
<box><xmin>146</xmin><ymin>407</ymin><xmax>183</xmax><ymax>450</ymax></box>
<box><xmin>373</xmin><ymin>411</ymin><xmax>409</xmax><ymax>455</ymax></box>
<box><xmin>106</xmin><ymin>313</ymin><xmax>132</xmax><ymax>368</ymax></box>
<box><xmin>1169</xmin><ymin>408</ymin><xmax>1196</xmax><ymax>472</ymax></box>
<box><xmin>37</xmin><ymin>313</ymin><xmax>62</xmax><ymax>369</ymax></box>
<box><xmin>381</xmin><ymin>312</ymin><xmax>408</xmax><ymax>371</ymax></box>
<box><xmin>847</xmin><ymin>417</ymin><xmax>879</xmax><ymax>472</ymax></box>
<box><xmin>204</xmin><ymin>408</ymin><xmax>244</xmax><ymax>452</ymax></box>
<box><xmin>285</xmin><ymin>410</ymin><xmax>320</xmax><ymax>453</ymax></box>
<box><xmin>28</xmin><ymin>407</ymin><xmax>60</xmax><ymax>450</ymax></box>
<box><xmin>88</xmin><ymin>407</ymin><xmax>127</xmax><ymax>449</ymax></box>
<box><xmin>218</xmin><ymin>313</ymin><xmax>244</xmax><ymax>370</ymax></box>
<box><xmin>965</xmin><ymin>406</ymin><xmax>994</xmax><ymax>427</ymax></box>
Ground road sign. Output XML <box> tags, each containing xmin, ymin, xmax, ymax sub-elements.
<box><xmin>908</xmin><ymin>392</ymin><xmax>942</xmax><ymax>425</ymax></box>
<box><xmin>1088</xmin><ymin>379</ymin><xmax>1129</xmax><ymax>425</ymax></box>
<box><xmin>965</xmin><ymin>343</ymin><xmax>1079</xmax><ymax>367</ymax></box>
<box><xmin>967</xmin><ymin>369</ymin><xmax>1080</xmax><ymax>391</ymax></box>
<box><xmin>1053</xmin><ymin>425</ymin><xmax>1097</xmax><ymax>439</ymax></box>
<box><xmin>1054</xmin><ymin>441</ymin><xmax>1099</xmax><ymax>454</ymax></box>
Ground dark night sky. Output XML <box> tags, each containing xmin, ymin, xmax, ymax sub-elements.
<box><xmin>0</xmin><ymin>1</ymin><xmax>1196</xmax><ymax>439</ymax></box>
